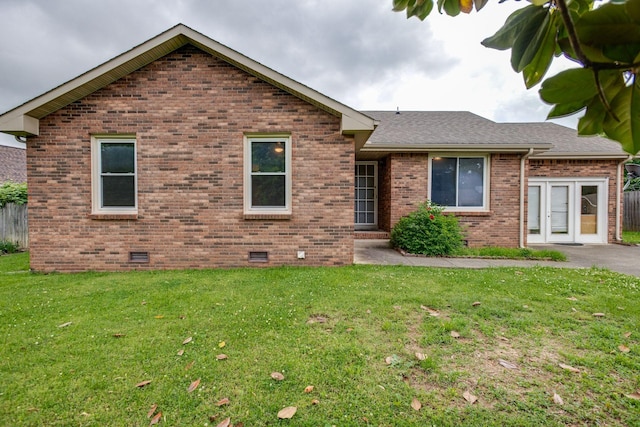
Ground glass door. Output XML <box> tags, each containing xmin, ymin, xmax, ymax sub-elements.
<box><xmin>355</xmin><ymin>162</ymin><xmax>377</xmax><ymax>229</ymax></box>
<box><xmin>548</xmin><ymin>183</ymin><xmax>574</xmax><ymax>242</ymax></box>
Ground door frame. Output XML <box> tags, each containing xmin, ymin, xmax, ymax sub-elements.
<box><xmin>528</xmin><ymin>178</ymin><xmax>608</xmax><ymax>244</ymax></box>
<box><xmin>355</xmin><ymin>161</ymin><xmax>378</xmax><ymax>230</ymax></box>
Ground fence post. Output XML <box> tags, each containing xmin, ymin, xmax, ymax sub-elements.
<box><xmin>0</xmin><ymin>203</ymin><xmax>28</xmax><ymax>249</ymax></box>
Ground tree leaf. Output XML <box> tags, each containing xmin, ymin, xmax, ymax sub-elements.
<box><xmin>624</xmin><ymin>331</ymin><xmax>632</xmax><ymax>338</ymax></box>
<box><xmin>277</xmin><ymin>406</ymin><xmax>297</xmax><ymax>419</ymax></box>
<box><xmin>147</xmin><ymin>404</ymin><xmax>158</xmax><ymax>418</ymax></box>
<box><xmin>304</xmin><ymin>385</ymin><xmax>314</xmax><ymax>393</ymax></box>
<box><xmin>216</xmin><ymin>417</ymin><xmax>231</xmax><ymax>427</ymax></box>
<box><xmin>463</xmin><ymin>391</ymin><xmax>478</xmax><ymax>404</ymax></box>
<box><xmin>187</xmin><ymin>378</ymin><xmax>201</xmax><ymax>393</ymax></box>
<box><xmin>149</xmin><ymin>412</ymin><xmax>162</xmax><ymax>425</ymax></box>
<box><xmin>421</xmin><ymin>305</ymin><xmax>440</xmax><ymax>316</ymax></box>
<box><xmin>602</xmin><ymin>80</ymin><xmax>640</xmax><ymax>154</ymax></box>
<box><xmin>559</xmin><ymin>363</ymin><xmax>581</xmax><ymax>373</ymax></box>
<box><xmin>408</xmin><ymin>0</ymin><xmax>434</xmax><ymax>20</ymax></box>
<box><xmin>439</xmin><ymin>0</ymin><xmax>461</xmax><ymax>16</ymax></box>
<box><xmin>553</xmin><ymin>392</ymin><xmax>564</xmax><ymax>405</ymax></box>
<box><xmin>459</xmin><ymin>0</ymin><xmax>473</xmax><ymax>14</ymax></box>
<box><xmin>627</xmin><ymin>391</ymin><xmax>640</xmax><ymax>400</ymax></box>
<box><xmin>216</xmin><ymin>397</ymin><xmax>230</xmax><ymax>406</ymax></box>
<box><xmin>511</xmin><ymin>7</ymin><xmax>551</xmax><ymax>72</ymax></box>
<box><xmin>592</xmin><ymin>312</ymin><xmax>606</xmax><ymax>317</ymax></box>
<box><xmin>411</xmin><ymin>398</ymin><xmax>422</xmax><ymax>411</ymax></box>
<box><xmin>472</xmin><ymin>301</ymin><xmax>481</xmax><ymax>307</ymax></box>
<box><xmin>136</xmin><ymin>380</ymin><xmax>152</xmax><ymax>388</ymax></box>
<box><xmin>539</xmin><ymin>68</ymin><xmax>598</xmax><ymax>104</ymax></box>
<box><xmin>619</xmin><ymin>344</ymin><xmax>631</xmax><ymax>353</ymax></box>
<box><xmin>271</xmin><ymin>372</ymin><xmax>285</xmax><ymax>381</ymax></box>
<box><xmin>473</xmin><ymin>0</ymin><xmax>489</xmax><ymax>11</ymax></box>
<box><xmin>218</xmin><ymin>341</ymin><xmax>226</xmax><ymax>348</ymax></box>
<box><xmin>58</xmin><ymin>321</ymin><xmax>72</xmax><ymax>328</ymax></box>
<box><xmin>415</xmin><ymin>352</ymin><xmax>427</xmax><ymax>360</ymax></box>
<box><xmin>576</xmin><ymin>2</ymin><xmax>640</xmax><ymax>47</ymax></box>
<box><xmin>177</xmin><ymin>349</ymin><xmax>184</xmax><ymax>356</ymax></box>
<box><xmin>523</xmin><ymin>12</ymin><xmax>559</xmax><ymax>88</ymax></box>
<box><xmin>392</xmin><ymin>0</ymin><xmax>412</xmax><ymax>12</ymax></box>
<box><xmin>498</xmin><ymin>359</ymin><xmax>518</xmax><ymax>369</ymax></box>
<box><xmin>182</xmin><ymin>337</ymin><xmax>192</xmax><ymax>345</ymax></box>
<box><xmin>216</xmin><ymin>354</ymin><xmax>228</xmax><ymax>360</ymax></box>
<box><xmin>185</xmin><ymin>360</ymin><xmax>195</xmax><ymax>371</ymax></box>
<box><xmin>482</xmin><ymin>6</ymin><xmax>540</xmax><ymax>50</ymax></box>
<box><xmin>450</xmin><ymin>331</ymin><xmax>460</xmax><ymax>338</ymax></box>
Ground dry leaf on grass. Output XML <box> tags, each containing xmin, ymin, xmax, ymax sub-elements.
<box><xmin>567</xmin><ymin>297</ymin><xmax>578</xmax><ymax>301</ymax></box>
<box><xmin>136</xmin><ymin>380</ymin><xmax>152</xmax><ymax>388</ymax></box>
<box><xmin>593</xmin><ymin>313</ymin><xmax>605</xmax><ymax>317</ymax></box>
<box><xmin>147</xmin><ymin>404</ymin><xmax>158</xmax><ymax>418</ymax></box>
<box><xmin>463</xmin><ymin>391</ymin><xmax>478</xmax><ymax>404</ymax></box>
<box><xmin>472</xmin><ymin>301</ymin><xmax>481</xmax><ymax>307</ymax></box>
<box><xmin>112</xmin><ymin>333</ymin><xmax>125</xmax><ymax>338</ymax></box>
<box><xmin>271</xmin><ymin>372</ymin><xmax>285</xmax><ymax>381</ymax></box>
<box><xmin>626</xmin><ymin>391</ymin><xmax>640</xmax><ymax>400</ymax></box>
<box><xmin>154</xmin><ymin>315</ymin><xmax>164</xmax><ymax>319</ymax></box>
<box><xmin>624</xmin><ymin>331</ymin><xmax>632</xmax><ymax>338</ymax></box>
<box><xmin>177</xmin><ymin>349</ymin><xmax>184</xmax><ymax>356</ymax></box>
<box><xmin>149</xmin><ymin>412</ymin><xmax>162</xmax><ymax>425</ymax></box>
<box><xmin>553</xmin><ymin>392</ymin><xmax>564</xmax><ymax>405</ymax></box>
<box><xmin>185</xmin><ymin>360</ymin><xmax>195</xmax><ymax>371</ymax></box>
<box><xmin>311</xmin><ymin>399</ymin><xmax>320</xmax><ymax>405</ymax></box>
<box><xmin>216</xmin><ymin>354</ymin><xmax>228</xmax><ymax>360</ymax></box>
<box><xmin>393</xmin><ymin>305</ymin><xmax>402</xmax><ymax>310</ymax></box>
<box><xmin>450</xmin><ymin>331</ymin><xmax>460</xmax><ymax>338</ymax></box>
<box><xmin>216</xmin><ymin>397</ymin><xmax>230</xmax><ymax>406</ymax></box>
<box><xmin>216</xmin><ymin>417</ymin><xmax>231</xmax><ymax>427</ymax></box>
<box><xmin>304</xmin><ymin>385</ymin><xmax>314</xmax><ymax>393</ymax></box>
<box><xmin>415</xmin><ymin>352</ymin><xmax>426</xmax><ymax>360</ymax></box>
<box><xmin>58</xmin><ymin>322</ymin><xmax>72</xmax><ymax>328</ymax></box>
<box><xmin>277</xmin><ymin>406</ymin><xmax>297</xmax><ymax>419</ymax></box>
<box><xmin>498</xmin><ymin>359</ymin><xmax>518</xmax><ymax>369</ymax></box>
<box><xmin>618</xmin><ymin>345</ymin><xmax>630</xmax><ymax>353</ymax></box>
<box><xmin>187</xmin><ymin>378</ymin><xmax>200</xmax><ymax>393</ymax></box>
<box><xmin>559</xmin><ymin>363</ymin><xmax>581</xmax><ymax>373</ymax></box>
<box><xmin>182</xmin><ymin>336</ymin><xmax>192</xmax><ymax>345</ymax></box>
<box><xmin>420</xmin><ymin>305</ymin><xmax>440</xmax><ymax>317</ymax></box>
<box><xmin>218</xmin><ymin>341</ymin><xmax>226</xmax><ymax>348</ymax></box>
<box><xmin>411</xmin><ymin>398</ymin><xmax>422</xmax><ymax>411</ymax></box>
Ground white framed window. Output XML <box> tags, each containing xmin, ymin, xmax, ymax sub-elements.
<box><xmin>429</xmin><ymin>154</ymin><xmax>489</xmax><ymax>211</ymax></box>
<box><xmin>244</xmin><ymin>134</ymin><xmax>291</xmax><ymax>214</ymax></box>
<box><xmin>91</xmin><ymin>135</ymin><xmax>137</xmax><ymax>214</ymax></box>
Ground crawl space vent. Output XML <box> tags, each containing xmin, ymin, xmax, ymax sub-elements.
<box><xmin>248</xmin><ymin>251</ymin><xmax>269</xmax><ymax>263</ymax></box>
<box><xmin>129</xmin><ymin>251</ymin><xmax>150</xmax><ymax>263</ymax></box>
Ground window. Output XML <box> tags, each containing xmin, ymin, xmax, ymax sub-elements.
<box><xmin>91</xmin><ymin>136</ymin><xmax>137</xmax><ymax>214</ymax></box>
<box><xmin>429</xmin><ymin>155</ymin><xmax>488</xmax><ymax>210</ymax></box>
<box><xmin>244</xmin><ymin>135</ymin><xmax>291</xmax><ymax>214</ymax></box>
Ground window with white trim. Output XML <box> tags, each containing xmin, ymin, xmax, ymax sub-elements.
<box><xmin>429</xmin><ymin>155</ymin><xmax>489</xmax><ymax>210</ymax></box>
<box><xmin>91</xmin><ymin>136</ymin><xmax>137</xmax><ymax>214</ymax></box>
<box><xmin>244</xmin><ymin>135</ymin><xmax>291</xmax><ymax>214</ymax></box>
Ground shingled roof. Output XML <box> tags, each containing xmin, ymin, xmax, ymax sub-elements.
<box><xmin>0</xmin><ymin>145</ymin><xmax>26</xmax><ymax>183</ymax></box>
<box><xmin>360</xmin><ymin>111</ymin><xmax>628</xmax><ymax>159</ymax></box>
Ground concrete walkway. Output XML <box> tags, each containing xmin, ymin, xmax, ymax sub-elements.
<box><xmin>354</xmin><ymin>240</ymin><xmax>640</xmax><ymax>277</ymax></box>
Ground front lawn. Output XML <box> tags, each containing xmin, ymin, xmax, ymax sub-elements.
<box><xmin>0</xmin><ymin>253</ymin><xmax>638</xmax><ymax>426</ymax></box>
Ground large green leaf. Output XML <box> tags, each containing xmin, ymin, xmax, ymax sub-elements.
<box><xmin>482</xmin><ymin>5</ymin><xmax>542</xmax><ymax>51</ymax></box>
<box><xmin>576</xmin><ymin>2</ymin><xmax>640</xmax><ymax>46</ymax></box>
<box><xmin>473</xmin><ymin>0</ymin><xmax>489</xmax><ymax>11</ymax></box>
<box><xmin>523</xmin><ymin>12</ymin><xmax>559</xmax><ymax>88</ymax></box>
<box><xmin>578</xmin><ymin>96</ymin><xmax>607</xmax><ymax>136</ymax></box>
<box><xmin>602</xmin><ymin>79</ymin><xmax>640</xmax><ymax>154</ymax></box>
<box><xmin>539</xmin><ymin>68</ymin><xmax>598</xmax><ymax>104</ymax></box>
<box><xmin>392</xmin><ymin>0</ymin><xmax>412</xmax><ymax>11</ymax></box>
<box><xmin>407</xmin><ymin>0</ymin><xmax>434</xmax><ymax>19</ymax></box>
<box><xmin>511</xmin><ymin>8</ymin><xmax>551</xmax><ymax>72</ymax></box>
<box><xmin>626</xmin><ymin>0</ymin><xmax>640</xmax><ymax>23</ymax></box>
<box><xmin>438</xmin><ymin>0</ymin><xmax>460</xmax><ymax>16</ymax></box>
<box><xmin>548</xmin><ymin>100</ymin><xmax>588</xmax><ymax>119</ymax></box>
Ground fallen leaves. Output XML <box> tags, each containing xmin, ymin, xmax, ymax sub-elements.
<box><xmin>415</xmin><ymin>352</ymin><xmax>426</xmax><ymax>361</ymax></box>
<box><xmin>618</xmin><ymin>344</ymin><xmax>630</xmax><ymax>353</ymax></box>
<box><xmin>177</xmin><ymin>349</ymin><xmax>184</xmax><ymax>356</ymax></box>
<box><xmin>218</xmin><ymin>341</ymin><xmax>226</xmax><ymax>348</ymax></box>
<box><xmin>147</xmin><ymin>404</ymin><xmax>158</xmax><ymax>418</ymax></box>
<box><xmin>216</xmin><ymin>397</ymin><xmax>230</xmax><ymax>406</ymax></box>
<box><xmin>592</xmin><ymin>313</ymin><xmax>605</xmax><ymax>318</ymax></box>
<box><xmin>149</xmin><ymin>412</ymin><xmax>162</xmax><ymax>425</ymax></box>
<box><xmin>559</xmin><ymin>363</ymin><xmax>581</xmax><ymax>373</ymax></box>
<box><xmin>271</xmin><ymin>372</ymin><xmax>285</xmax><ymax>381</ymax></box>
<box><xmin>411</xmin><ymin>398</ymin><xmax>422</xmax><ymax>411</ymax></box>
<box><xmin>463</xmin><ymin>391</ymin><xmax>478</xmax><ymax>404</ymax></box>
<box><xmin>450</xmin><ymin>331</ymin><xmax>460</xmax><ymax>338</ymax></box>
<box><xmin>552</xmin><ymin>392</ymin><xmax>564</xmax><ymax>405</ymax></box>
<box><xmin>304</xmin><ymin>385</ymin><xmax>314</xmax><ymax>393</ymax></box>
<box><xmin>58</xmin><ymin>321</ymin><xmax>72</xmax><ymax>328</ymax></box>
<box><xmin>187</xmin><ymin>378</ymin><xmax>201</xmax><ymax>393</ymax></box>
<box><xmin>182</xmin><ymin>336</ymin><xmax>193</xmax><ymax>345</ymax></box>
<box><xmin>277</xmin><ymin>406</ymin><xmax>297</xmax><ymax>419</ymax></box>
<box><xmin>624</xmin><ymin>331</ymin><xmax>632</xmax><ymax>338</ymax></box>
<box><xmin>215</xmin><ymin>417</ymin><xmax>231</xmax><ymax>427</ymax></box>
<box><xmin>112</xmin><ymin>333</ymin><xmax>125</xmax><ymax>338</ymax></box>
<box><xmin>627</xmin><ymin>391</ymin><xmax>640</xmax><ymax>400</ymax></box>
<box><xmin>136</xmin><ymin>380</ymin><xmax>152</xmax><ymax>388</ymax></box>
<box><xmin>498</xmin><ymin>359</ymin><xmax>518</xmax><ymax>370</ymax></box>
<box><xmin>216</xmin><ymin>354</ymin><xmax>228</xmax><ymax>360</ymax></box>
<box><xmin>420</xmin><ymin>305</ymin><xmax>440</xmax><ymax>317</ymax></box>
<box><xmin>472</xmin><ymin>301</ymin><xmax>481</xmax><ymax>307</ymax></box>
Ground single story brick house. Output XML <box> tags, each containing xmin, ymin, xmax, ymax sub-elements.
<box><xmin>0</xmin><ymin>24</ymin><xmax>630</xmax><ymax>272</ymax></box>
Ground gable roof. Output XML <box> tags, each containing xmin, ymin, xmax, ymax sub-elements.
<box><xmin>0</xmin><ymin>145</ymin><xmax>26</xmax><ymax>183</ymax></box>
<box><xmin>360</xmin><ymin>111</ymin><xmax>628</xmax><ymax>159</ymax></box>
<box><xmin>0</xmin><ymin>24</ymin><xmax>376</xmax><ymax>147</ymax></box>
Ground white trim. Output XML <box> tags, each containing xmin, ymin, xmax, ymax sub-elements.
<box><xmin>243</xmin><ymin>134</ymin><xmax>292</xmax><ymax>215</ymax></box>
<box><xmin>428</xmin><ymin>153</ymin><xmax>490</xmax><ymax>212</ymax></box>
<box><xmin>91</xmin><ymin>135</ymin><xmax>138</xmax><ymax>214</ymax></box>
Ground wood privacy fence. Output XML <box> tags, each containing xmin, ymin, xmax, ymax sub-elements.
<box><xmin>0</xmin><ymin>203</ymin><xmax>28</xmax><ymax>248</ymax></box>
<box><xmin>624</xmin><ymin>191</ymin><xmax>640</xmax><ymax>232</ymax></box>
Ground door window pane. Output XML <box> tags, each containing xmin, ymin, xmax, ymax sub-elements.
<box><xmin>550</xmin><ymin>186</ymin><xmax>569</xmax><ymax>234</ymax></box>
<box><xmin>581</xmin><ymin>185</ymin><xmax>598</xmax><ymax>234</ymax></box>
<box><xmin>528</xmin><ymin>186</ymin><xmax>541</xmax><ymax>234</ymax></box>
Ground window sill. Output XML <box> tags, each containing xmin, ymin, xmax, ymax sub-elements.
<box><xmin>243</xmin><ymin>213</ymin><xmax>291</xmax><ymax>220</ymax></box>
<box><xmin>89</xmin><ymin>213</ymin><xmax>138</xmax><ymax>220</ymax></box>
<box><xmin>446</xmin><ymin>210</ymin><xmax>492</xmax><ymax>217</ymax></box>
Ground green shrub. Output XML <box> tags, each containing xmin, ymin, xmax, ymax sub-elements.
<box><xmin>0</xmin><ymin>240</ymin><xmax>19</xmax><ymax>254</ymax></box>
<box><xmin>390</xmin><ymin>200</ymin><xmax>464</xmax><ymax>256</ymax></box>
<box><xmin>0</xmin><ymin>181</ymin><xmax>27</xmax><ymax>207</ymax></box>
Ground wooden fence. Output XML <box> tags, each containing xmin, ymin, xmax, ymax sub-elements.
<box><xmin>624</xmin><ymin>191</ymin><xmax>640</xmax><ymax>232</ymax></box>
<box><xmin>0</xmin><ymin>203</ymin><xmax>28</xmax><ymax>249</ymax></box>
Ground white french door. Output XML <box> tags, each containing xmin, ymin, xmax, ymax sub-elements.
<box><xmin>528</xmin><ymin>179</ymin><xmax>607</xmax><ymax>244</ymax></box>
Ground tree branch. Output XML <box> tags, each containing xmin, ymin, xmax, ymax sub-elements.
<box><xmin>554</xmin><ymin>0</ymin><xmax>591</xmax><ymax>67</ymax></box>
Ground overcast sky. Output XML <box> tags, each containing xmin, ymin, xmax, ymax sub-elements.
<box><xmin>0</xmin><ymin>0</ymin><xmax>576</xmax><ymax>148</ymax></box>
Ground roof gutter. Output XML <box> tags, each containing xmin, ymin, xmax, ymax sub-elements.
<box><xmin>519</xmin><ymin>148</ymin><xmax>535</xmax><ymax>248</ymax></box>
<box><xmin>359</xmin><ymin>144</ymin><xmax>552</xmax><ymax>153</ymax></box>
<box><xmin>616</xmin><ymin>155</ymin><xmax>634</xmax><ymax>242</ymax></box>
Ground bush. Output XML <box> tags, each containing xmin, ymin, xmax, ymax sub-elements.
<box><xmin>0</xmin><ymin>240</ymin><xmax>19</xmax><ymax>254</ymax></box>
<box><xmin>0</xmin><ymin>181</ymin><xmax>27</xmax><ymax>207</ymax></box>
<box><xmin>390</xmin><ymin>201</ymin><xmax>464</xmax><ymax>256</ymax></box>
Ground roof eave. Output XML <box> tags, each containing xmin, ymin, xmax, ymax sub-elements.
<box><xmin>532</xmin><ymin>152</ymin><xmax>630</xmax><ymax>159</ymax></box>
<box><xmin>359</xmin><ymin>143</ymin><xmax>553</xmax><ymax>153</ymax></box>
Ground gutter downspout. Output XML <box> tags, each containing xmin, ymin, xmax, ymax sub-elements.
<box><xmin>519</xmin><ymin>148</ymin><xmax>535</xmax><ymax>248</ymax></box>
<box><xmin>616</xmin><ymin>155</ymin><xmax>634</xmax><ymax>242</ymax></box>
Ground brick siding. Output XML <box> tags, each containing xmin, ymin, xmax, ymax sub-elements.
<box><xmin>27</xmin><ymin>46</ymin><xmax>355</xmax><ymax>272</ymax></box>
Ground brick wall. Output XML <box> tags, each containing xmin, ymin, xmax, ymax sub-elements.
<box><xmin>27</xmin><ymin>45</ymin><xmax>355</xmax><ymax>272</ymax></box>
<box><xmin>529</xmin><ymin>158</ymin><xmax>621</xmax><ymax>243</ymax></box>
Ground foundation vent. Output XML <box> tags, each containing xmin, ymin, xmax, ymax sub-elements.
<box><xmin>129</xmin><ymin>251</ymin><xmax>150</xmax><ymax>263</ymax></box>
<box><xmin>248</xmin><ymin>251</ymin><xmax>269</xmax><ymax>263</ymax></box>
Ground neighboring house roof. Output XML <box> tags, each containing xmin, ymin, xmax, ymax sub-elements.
<box><xmin>360</xmin><ymin>111</ymin><xmax>628</xmax><ymax>160</ymax></box>
<box><xmin>0</xmin><ymin>24</ymin><xmax>376</xmax><ymax>148</ymax></box>
<box><xmin>0</xmin><ymin>144</ymin><xmax>26</xmax><ymax>183</ymax></box>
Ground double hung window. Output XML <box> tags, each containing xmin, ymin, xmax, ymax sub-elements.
<box><xmin>91</xmin><ymin>136</ymin><xmax>137</xmax><ymax>214</ymax></box>
<box><xmin>244</xmin><ymin>135</ymin><xmax>291</xmax><ymax>214</ymax></box>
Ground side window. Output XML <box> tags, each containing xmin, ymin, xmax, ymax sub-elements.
<box><xmin>430</xmin><ymin>155</ymin><xmax>488</xmax><ymax>210</ymax></box>
<box><xmin>244</xmin><ymin>135</ymin><xmax>291</xmax><ymax>214</ymax></box>
<box><xmin>92</xmin><ymin>136</ymin><xmax>137</xmax><ymax>213</ymax></box>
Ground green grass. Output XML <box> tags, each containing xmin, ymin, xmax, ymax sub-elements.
<box><xmin>623</xmin><ymin>230</ymin><xmax>640</xmax><ymax>244</ymax></box>
<box><xmin>455</xmin><ymin>246</ymin><xmax>566</xmax><ymax>261</ymax></box>
<box><xmin>1</xmin><ymin>253</ymin><xmax>639</xmax><ymax>426</ymax></box>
